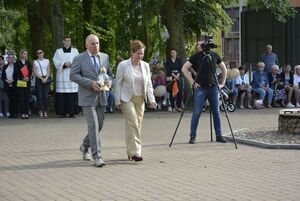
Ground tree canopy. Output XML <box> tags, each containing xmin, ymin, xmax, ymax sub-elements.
<box><xmin>0</xmin><ymin>0</ymin><xmax>296</xmax><ymax>70</ymax></box>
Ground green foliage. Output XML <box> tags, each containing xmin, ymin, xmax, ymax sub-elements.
<box><xmin>247</xmin><ymin>0</ymin><xmax>297</xmax><ymax>22</ymax></box>
<box><xmin>0</xmin><ymin>8</ymin><xmax>20</xmax><ymax>53</ymax></box>
<box><xmin>61</xmin><ymin>0</ymin><xmax>84</xmax><ymax>51</ymax></box>
<box><xmin>183</xmin><ymin>0</ymin><xmax>234</xmax><ymax>35</ymax></box>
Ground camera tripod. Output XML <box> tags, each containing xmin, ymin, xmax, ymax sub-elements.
<box><xmin>169</xmin><ymin>51</ymin><xmax>238</xmax><ymax>149</ymax></box>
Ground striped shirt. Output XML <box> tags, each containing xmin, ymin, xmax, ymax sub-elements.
<box><xmin>260</xmin><ymin>53</ymin><xmax>279</xmax><ymax>73</ymax></box>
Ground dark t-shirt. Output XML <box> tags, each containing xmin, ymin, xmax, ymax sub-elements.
<box><xmin>189</xmin><ymin>51</ymin><xmax>222</xmax><ymax>87</ymax></box>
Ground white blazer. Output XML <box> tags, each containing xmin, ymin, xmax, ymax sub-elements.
<box><xmin>115</xmin><ymin>58</ymin><xmax>155</xmax><ymax>105</ymax></box>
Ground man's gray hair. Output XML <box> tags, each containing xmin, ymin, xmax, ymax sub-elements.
<box><xmin>266</xmin><ymin>45</ymin><xmax>272</xmax><ymax>49</ymax></box>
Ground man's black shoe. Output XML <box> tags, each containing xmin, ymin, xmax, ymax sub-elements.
<box><xmin>189</xmin><ymin>137</ymin><xmax>196</xmax><ymax>144</ymax></box>
<box><xmin>216</xmin><ymin>136</ymin><xmax>227</xmax><ymax>143</ymax></box>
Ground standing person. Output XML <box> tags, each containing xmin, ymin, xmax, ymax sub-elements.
<box><xmin>115</xmin><ymin>40</ymin><xmax>156</xmax><ymax>162</ymax></box>
<box><xmin>15</xmin><ymin>49</ymin><xmax>32</xmax><ymax>119</ymax></box>
<box><xmin>33</xmin><ymin>49</ymin><xmax>51</xmax><ymax>118</ymax></box>
<box><xmin>260</xmin><ymin>45</ymin><xmax>279</xmax><ymax>73</ymax></box>
<box><xmin>165</xmin><ymin>48</ymin><xmax>183</xmax><ymax>112</ymax></box>
<box><xmin>0</xmin><ymin>56</ymin><xmax>10</xmax><ymax>117</ymax></box>
<box><xmin>251</xmin><ymin>62</ymin><xmax>273</xmax><ymax>108</ymax></box>
<box><xmin>70</xmin><ymin>34</ymin><xmax>110</xmax><ymax>167</ymax></box>
<box><xmin>2</xmin><ymin>54</ymin><xmax>18</xmax><ymax>118</ymax></box>
<box><xmin>53</xmin><ymin>36</ymin><xmax>79</xmax><ymax>118</ymax></box>
<box><xmin>182</xmin><ymin>41</ymin><xmax>228</xmax><ymax>144</ymax></box>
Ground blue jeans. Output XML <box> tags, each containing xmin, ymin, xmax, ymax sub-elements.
<box><xmin>190</xmin><ymin>86</ymin><xmax>222</xmax><ymax>139</ymax></box>
<box><xmin>107</xmin><ymin>91</ymin><xmax>115</xmax><ymax>110</ymax></box>
<box><xmin>252</xmin><ymin>87</ymin><xmax>273</xmax><ymax>105</ymax></box>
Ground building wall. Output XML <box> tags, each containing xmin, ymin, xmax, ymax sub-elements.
<box><xmin>291</xmin><ymin>0</ymin><xmax>300</xmax><ymax>7</ymax></box>
<box><xmin>241</xmin><ymin>8</ymin><xmax>300</xmax><ymax>69</ymax></box>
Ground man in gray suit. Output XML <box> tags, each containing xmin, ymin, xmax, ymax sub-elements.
<box><xmin>70</xmin><ymin>34</ymin><xmax>110</xmax><ymax>167</ymax></box>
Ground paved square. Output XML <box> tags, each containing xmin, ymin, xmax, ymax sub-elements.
<box><xmin>0</xmin><ymin>108</ymin><xmax>299</xmax><ymax>200</ymax></box>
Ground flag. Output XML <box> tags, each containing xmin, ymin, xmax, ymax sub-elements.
<box><xmin>20</xmin><ymin>65</ymin><xmax>29</xmax><ymax>77</ymax></box>
<box><xmin>172</xmin><ymin>80</ymin><xmax>179</xmax><ymax>97</ymax></box>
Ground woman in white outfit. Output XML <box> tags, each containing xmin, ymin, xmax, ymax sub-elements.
<box><xmin>115</xmin><ymin>40</ymin><xmax>157</xmax><ymax>162</ymax></box>
<box><xmin>33</xmin><ymin>49</ymin><xmax>51</xmax><ymax>118</ymax></box>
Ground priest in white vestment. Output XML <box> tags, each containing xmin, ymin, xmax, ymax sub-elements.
<box><xmin>53</xmin><ymin>36</ymin><xmax>79</xmax><ymax>117</ymax></box>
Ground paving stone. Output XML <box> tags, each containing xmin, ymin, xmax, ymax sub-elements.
<box><xmin>0</xmin><ymin>109</ymin><xmax>299</xmax><ymax>200</ymax></box>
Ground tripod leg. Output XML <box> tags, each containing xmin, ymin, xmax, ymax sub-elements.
<box><xmin>210</xmin><ymin>107</ymin><xmax>213</xmax><ymax>142</ymax></box>
<box><xmin>219</xmin><ymin>88</ymin><xmax>238</xmax><ymax>149</ymax></box>
<box><xmin>169</xmin><ymin>88</ymin><xmax>193</xmax><ymax>147</ymax></box>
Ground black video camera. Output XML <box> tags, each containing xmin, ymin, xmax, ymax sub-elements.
<box><xmin>201</xmin><ymin>36</ymin><xmax>217</xmax><ymax>52</ymax></box>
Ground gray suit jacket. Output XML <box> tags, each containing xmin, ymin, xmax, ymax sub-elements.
<box><xmin>70</xmin><ymin>50</ymin><xmax>110</xmax><ymax>107</ymax></box>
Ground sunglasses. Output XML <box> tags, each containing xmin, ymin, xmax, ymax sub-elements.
<box><xmin>37</xmin><ymin>52</ymin><xmax>43</xmax><ymax>55</ymax></box>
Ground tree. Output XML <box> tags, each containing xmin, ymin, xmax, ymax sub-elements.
<box><xmin>161</xmin><ymin>0</ymin><xmax>233</xmax><ymax>62</ymax></box>
<box><xmin>40</xmin><ymin>0</ymin><xmax>65</xmax><ymax>52</ymax></box>
<box><xmin>27</xmin><ymin>0</ymin><xmax>45</xmax><ymax>53</ymax></box>
<box><xmin>0</xmin><ymin>8</ymin><xmax>19</xmax><ymax>53</ymax></box>
<box><xmin>161</xmin><ymin>0</ymin><xmax>186</xmax><ymax>62</ymax></box>
<box><xmin>82</xmin><ymin>0</ymin><xmax>93</xmax><ymax>43</ymax></box>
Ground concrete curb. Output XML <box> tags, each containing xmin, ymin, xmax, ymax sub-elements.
<box><xmin>224</xmin><ymin>130</ymin><xmax>300</xmax><ymax>150</ymax></box>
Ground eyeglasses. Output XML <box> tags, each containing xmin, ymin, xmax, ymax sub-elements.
<box><xmin>37</xmin><ymin>52</ymin><xmax>43</xmax><ymax>55</ymax></box>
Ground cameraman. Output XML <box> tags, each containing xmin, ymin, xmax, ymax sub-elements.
<box><xmin>182</xmin><ymin>40</ymin><xmax>227</xmax><ymax>144</ymax></box>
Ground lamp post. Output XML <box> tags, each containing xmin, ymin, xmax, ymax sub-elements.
<box><xmin>239</xmin><ymin>0</ymin><xmax>243</xmax><ymax>66</ymax></box>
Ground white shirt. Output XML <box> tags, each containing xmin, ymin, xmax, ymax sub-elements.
<box><xmin>34</xmin><ymin>59</ymin><xmax>49</xmax><ymax>77</ymax></box>
<box><xmin>5</xmin><ymin>64</ymin><xmax>14</xmax><ymax>80</ymax></box>
<box><xmin>294</xmin><ymin>74</ymin><xmax>300</xmax><ymax>87</ymax></box>
<box><xmin>235</xmin><ymin>73</ymin><xmax>250</xmax><ymax>85</ymax></box>
<box><xmin>132</xmin><ymin>65</ymin><xmax>144</xmax><ymax>96</ymax></box>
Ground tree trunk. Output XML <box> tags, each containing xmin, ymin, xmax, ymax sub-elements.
<box><xmin>82</xmin><ymin>0</ymin><xmax>93</xmax><ymax>45</ymax></box>
<box><xmin>27</xmin><ymin>0</ymin><xmax>45</xmax><ymax>55</ymax></box>
<box><xmin>141</xmin><ymin>1</ymin><xmax>150</xmax><ymax>62</ymax></box>
<box><xmin>39</xmin><ymin>0</ymin><xmax>64</xmax><ymax>91</ymax></box>
<box><xmin>161</xmin><ymin>0</ymin><xmax>186</xmax><ymax>63</ymax></box>
<box><xmin>40</xmin><ymin>0</ymin><xmax>64</xmax><ymax>52</ymax></box>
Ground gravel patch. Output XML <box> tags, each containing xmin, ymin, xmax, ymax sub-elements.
<box><xmin>229</xmin><ymin>127</ymin><xmax>300</xmax><ymax>145</ymax></box>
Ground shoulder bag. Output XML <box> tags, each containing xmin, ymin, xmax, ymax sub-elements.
<box><xmin>37</xmin><ymin>60</ymin><xmax>52</xmax><ymax>84</ymax></box>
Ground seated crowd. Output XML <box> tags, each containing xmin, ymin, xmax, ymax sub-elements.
<box><xmin>224</xmin><ymin>63</ymin><xmax>300</xmax><ymax>109</ymax></box>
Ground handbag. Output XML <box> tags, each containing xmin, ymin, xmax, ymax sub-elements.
<box><xmin>37</xmin><ymin>60</ymin><xmax>52</xmax><ymax>84</ymax></box>
<box><xmin>16</xmin><ymin>80</ymin><xmax>27</xmax><ymax>88</ymax></box>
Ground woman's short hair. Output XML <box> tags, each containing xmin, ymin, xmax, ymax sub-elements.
<box><xmin>131</xmin><ymin>40</ymin><xmax>145</xmax><ymax>53</ymax></box>
<box><xmin>271</xmin><ymin>65</ymin><xmax>279</xmax><ymax>71</ymax></box>
<box><xmin>257</xmin><ymin>62</ymin><xmax>265</xmax><ymax>67</ymax></box>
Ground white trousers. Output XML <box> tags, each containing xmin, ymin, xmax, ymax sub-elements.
<box><xmin>121</xmin><ymin>96</ymin><xmax>144</xmax><ymax>157</ymax></box>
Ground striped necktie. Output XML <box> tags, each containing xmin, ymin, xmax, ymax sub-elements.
<box><xmin>92</xmin><ymin>55</ymin><xmax>100</xmax><ymax>73</ymax></box>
